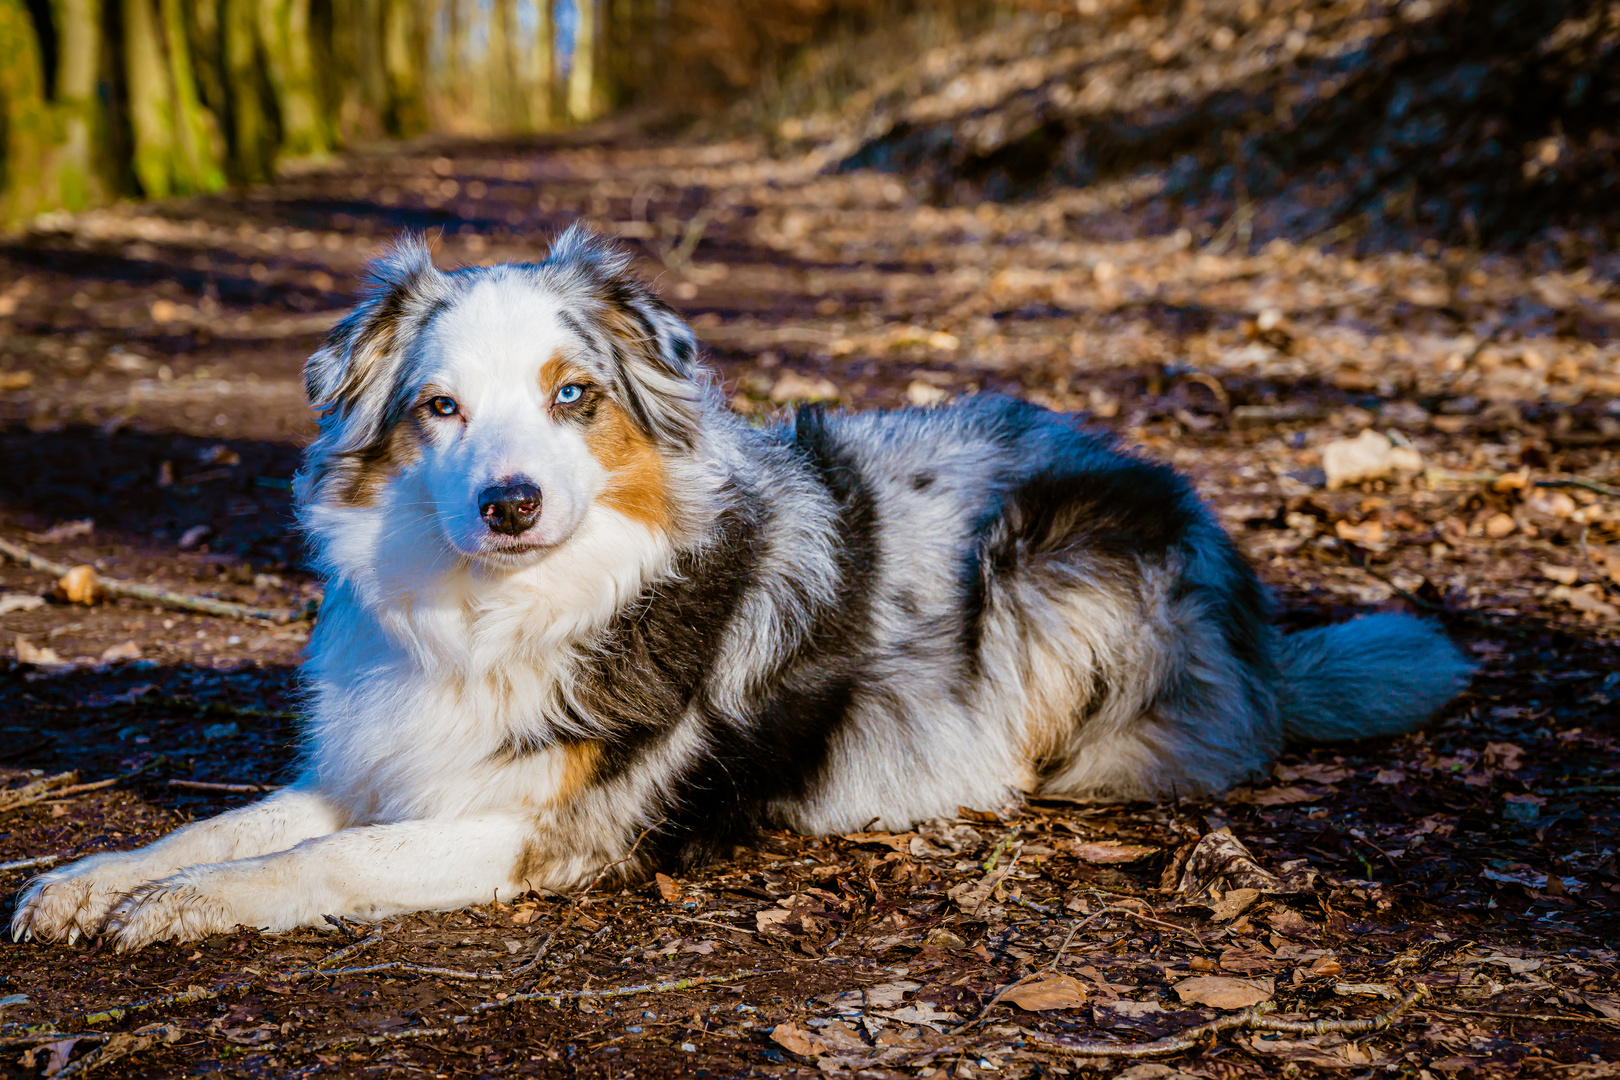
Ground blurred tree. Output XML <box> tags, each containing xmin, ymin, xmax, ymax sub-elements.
<box><xmin>0</xmin><ymin>0</ymin><xmax>111</xmax><ymax>222</ymax></box>
<box><xmin>2</xmin><ymin>0</ymin><xmax>913</xmax><ymax>227</ymax></box>
<box><xmin>257</xmin><ymin>0</ymin><xmax>329</xmax><ymax>159</ymax></box>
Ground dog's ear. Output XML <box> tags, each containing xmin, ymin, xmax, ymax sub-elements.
<box><xmin>306</xmin><ymin>235</ymin><xmax>455</xmax><ymax>450</ymax></box>
<box><xmin>546</xmin><ymin>224</ymin><xmax>704</xmax><ymax>449</ymax></box>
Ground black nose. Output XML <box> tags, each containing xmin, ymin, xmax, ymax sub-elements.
<box><xmin>478</xmin><ymin>481</ymin><xmax>542</xmax><ymax>536</ymax></box>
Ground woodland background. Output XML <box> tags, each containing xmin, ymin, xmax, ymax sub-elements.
<box><xmin>1</xmin><ymin>1</ymin><xmax>1619</xmax><ymax>1078</ymax></box>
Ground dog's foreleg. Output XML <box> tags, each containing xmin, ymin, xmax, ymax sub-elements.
<box><xmin>11</xmin><ymin>785</ymin><xmax>345</xmax><ymax>945</ymax></box>
<box><xmin>101</xmin><ymin>812</ymin><xmax>549</xmax><ymax>950</ymax></box>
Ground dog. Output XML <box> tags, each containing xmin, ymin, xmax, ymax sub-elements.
<box><xmin>12</xmin><ymin>226</ymin><xmax>1473</xmax><ymax>950</ymax></box>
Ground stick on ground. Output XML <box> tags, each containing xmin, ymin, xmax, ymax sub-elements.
<box><xmin>1025</xmin><ymin>987</ymin><xmax>1427</xmax><ymax>1059</ymax></box>
<box><xmin>0</xmin><ymin>536</ymin><xmax>314</xmax><ymax>624</ymax></box>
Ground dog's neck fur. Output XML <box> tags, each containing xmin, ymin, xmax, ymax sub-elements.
<box><xmin>295</xmin><ymin>405</ymin><xmax>746</xmax><ymax>823</ymax></box>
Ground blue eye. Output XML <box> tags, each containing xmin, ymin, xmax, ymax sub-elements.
<box><xmin>555</xmin><ymin>384</ymin><xmax>583</xmax><ymax>404</ymax></box>
<box><xmin>427</xmin><ymin>396</ymin><xmax>459</xmax><ymax>417</ymax></box>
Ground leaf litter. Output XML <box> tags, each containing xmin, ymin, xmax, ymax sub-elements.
<box><xmin>1</xmin><ymin>1</ymin><xmax>1619</xmax><ymax>1075</ymax></box>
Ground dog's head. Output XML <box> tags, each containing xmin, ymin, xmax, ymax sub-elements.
<box><xmin>299</xmin><ymin>226</ymin><xmax>703</xmax><ymax>571</ymax></box>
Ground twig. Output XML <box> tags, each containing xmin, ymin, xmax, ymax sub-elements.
<box><xmin>1006</xmin><ymin>894</ymin><xmax>1060</xmax><ymax>917</ymax></box>
<box><xmin>0</xmin><ymin>772</ymin><xmax>78</xmax><ymax>811</ymax></box>
<box><xmin>313</xmin><ymin>961</ymin><xmax>503</xmax><ymax>982</ymax></box>
<box><xmin>312</xmin><ymin>931</ymin><xmax>383</xmax><ymax>969</ymax></box>
<box><xmin>311</xmin><ymin>1027</ymin><xmax>449</xmax><ymax>1051</ymax></box>
<box><xmin>1430</xmin><ymin>1005</ymin><xmax>1620</xmax><ymax>1027</ymax></box>
<box><xmin>472</xmin><ymin>967</ymin><xmax>777</xmax><ymax>1013</ymax></box>
<box><xmin>0</xmin><ymin>855</ymin><xmax>58</xmax><ymax>872</ymax></box>
<box><xmin>1024</xmin><ymin>987</ymin><xmax>1426</xmax><ymax>1059</ymax></box>
<box><xmin>51</xmin><ymin>978</ymin><xmax>254</xmax><ymax>1031</ymax></box>
<box><xmin>1333</xmin><ymin>982</ymin><xmax>1402</xmax><ymax>1000</ymax></box>
<box><xmin>980</xmin><ymin>832</ymin><xmax>1017</xmax><ymax>873</ymax></box>
<box><xmin>168</xmin><ymin>780</ymin><xmax>274</xmax><ymax>794</ymax></box>
<box><xmin>1089</xmin><ymin>894</ymin><xmax>1216</xmax><ymax>953</ymax></box>
<box><xmin>956</xmin><ymin>910</ymin><xmax>1113</xmax><ymax>1036</ymax></box>
<box><xmin>515</xmin><ymin>818</ymin><xmax>665</xmax><ymax>974</ymax></box>
<box><xmin>1422</xmin><ymin>471</ymin><xmax>1620</xmax><ymax>499</ymax></box>
<box><xmin>660</xmin><ymin>208</ymin><xmax>717</xmax><ymax>272</ymax></box>
<box><xmin>663</xmin><ymin>912</ymin><xmax>754</xmax><ymax>935</ymax></box>
<box><xmin>0</xmin><ymin>758</ymin><xmax>166</xmax><ymax>816</ymax></box>
<box><xmin>0</xmin><ymin>1032</ymin><xmax>108</xmax><ymax>1048</ymax></box>
<box><xmin>1342</xmin><ymin>545</ymin><xmax>1450</xmax><ymax>614</ymax></box>
<box><xmin>0</xmin><ymin>536</ymin><xmax>314</xmax><ymax>624</ymax></box>
<box><xmin>1046</xmin><ymin>915</ymin><xmax>1091</xmax><ymax>972</ymax></box>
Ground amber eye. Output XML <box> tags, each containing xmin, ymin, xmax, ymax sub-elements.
<box><xmin>427</xmin><ymin>396</ymin><xmax>459</xmax><ymax>417</ymax></box>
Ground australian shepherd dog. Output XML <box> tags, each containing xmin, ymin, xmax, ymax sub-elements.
<box><xmin>14</xmin><ymin>227</ymin><xmax>1472</xmax><ymax>949</ymax></box>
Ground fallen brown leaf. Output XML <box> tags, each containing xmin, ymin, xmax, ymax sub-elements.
<box><xmin>54</xmin><ymin>564</ymin><xmax>98</xmax><ymax>605</ymax></box>
<box><xmin>1172</xmin><ymin>975</ymin><xmax>1275</xmax><ymax>1009</ymax></box>
<box><xmin>1001</xmin><ymin>973</ymin><xmax>1089</xmax><ymax>1011</ymax></box>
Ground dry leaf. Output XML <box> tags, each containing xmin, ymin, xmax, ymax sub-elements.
<box><xmin>770</xmin><ymin>1021</ymin><xmax>826</xmax><ymax>1057</ymax></box>
<box><xmin>1309</xmin><ymin>955</ymin><xmax>1343</xmax><ymax>977</ymax></box>
<box><xmin>769</xmin><ymin>370</ymin><xmax>840</xmax><ymax>404</ymax></box>
<box><xmin>54</xmin><ymin>564</ymin><xmax>98</xmax><ymax>605</ymax></box>
<box><xmin>1227</xmin><ymin>783</ymin><xmax>1329</xmax><ymax>805</ymax></box>
<box><xmin>822</xmin><ymin>980</ymin><xmax>920</xmax><ymax>1012</ymax></box>
<box><xmin>99</xmin><ymin>641</ymin><xmax>141</xmax><ymax>663</ymax></box>
<box><xmin>655</xmin><ymin>872</ymin><xmax>681</xmax><ymax>903</ymax></box>
<box><xmin>0</xmin><ymin>593</ymin><xmax>45</xmax><ymax>616</ymax></box>
<box><xmin>1209</xmin><ymin>887</ymin><xmax>1262</xmax><ymax>922</ymax></box>
<box><xmin>1539</xmin><ymin>562</ymin><xmax>1580</xmax><ymax>585</ymax></box>
<box><xmin>1321</xmin><ymin>430</ymin><xmax>1423</xmax><ymax>489</ymax></box>
<box><xmin>1172</xmin><ymin>975</ymin><xmax>1274</xmax><ymax>1009</ymax></box>
<box><xmin>1218</xmin><ymin>946</ymin><xmax>1275</xmax><ymax>974</ymax></box>
<box><xmin>1273</xmin><ymin>762</ymin><xmax>1352</xmax><ymax>784</ymax></box>
<box><xmin>1069</xmin><ymin>840</ymin><xmax>1159</xmax><ymax>864</ymax></box>
<box><xmin>14</xmin><ymin>635</ymin><xmax>63</xmax><ymax>666</ymax></box>
<box><xmin>817</xmin><ymin>1019</ymin><xmax>867</xmax><ymax>1050</ymax></box>
<box><xmin>755</xmin><ymin>907</ymin><xmax>794</xmax><ymax>932</ymax></box>
<box><xmin>26</xmin><ymin>518</ymin><xmax>93</xmax><ymax>543</ymax></box>
<box><xmin>1000</xmin><ymin>973</ymin><xmax>1089</xmax><ymax>1011</ymax></box>
<box><xmin>839</xmin><ymin>831</ymin><xmax>918</xmax><ymax>851</ymax></box>
<box><xmin>906</xmin><ymin>380</ymin><xmax>950</xmax><ymax>406</ymax></box>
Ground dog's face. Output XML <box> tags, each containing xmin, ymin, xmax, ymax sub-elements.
<box><xmin>299</xmin><ymin>227</ymin><xmax>702</xmax><ymax>571</ymax></box>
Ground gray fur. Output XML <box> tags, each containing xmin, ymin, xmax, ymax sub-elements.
<box><xmin>1275</xmin><ymin>614</ymin><xmax>1477</xmax><ymax>742</ymax></box>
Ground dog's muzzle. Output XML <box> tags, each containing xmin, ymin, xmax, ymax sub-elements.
<box><xmin>478</xmin><ymin>480</ymin><xmax>542</xmax><ymax>536</ymax></box>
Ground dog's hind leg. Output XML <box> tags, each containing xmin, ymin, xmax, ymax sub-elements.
<box><xmin>11</xmin><ymin>786</ymin><xmax>345</xmax><ymax>945</ymax></box>
<box><xmin>99</xmin><ymin>811</ymin><xmax>565</xmax><ymax>950</ymax></box>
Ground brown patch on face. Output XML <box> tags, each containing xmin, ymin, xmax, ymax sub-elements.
<box><xmin>327</xmin><ymin>417</ymin><xmax>425</xmax><ymax>508</ymax></box>
<box><xmin>585</xmin><ymin>398</ymin><xmax>673</xmax><ymax>531</ymax></box>
<box><xmin>537</xmin><ymin>350</ymin><xmax>581</xmax><ymax>399</ymax></box>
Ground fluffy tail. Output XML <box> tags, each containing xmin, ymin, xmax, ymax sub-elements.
<box><xmin>1277</xmin><ymin>613</ymin><xmax>1475</xmax><ymax>743</ymax></box>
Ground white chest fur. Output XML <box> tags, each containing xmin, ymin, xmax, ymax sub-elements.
<box><xmin>300</xmin><ymin>506</ymin><xmax>673</xmax><ymax>825</ymax></box>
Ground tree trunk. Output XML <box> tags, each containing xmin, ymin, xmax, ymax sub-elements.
<box><xmin>159</xmin><ymin>0</ymin><xmax>226</xmax><ymax>192</ymax></box>
<box><xmin>382</xmin><ymin>0</ymin><xmax>426</xmax><ymax>136</ymax></box>
<box><xmin>534</xmin><ymin>0</ymin><xmax>555</xmax><ymax>129</ymax></box>
<box><xmin>0</xmin><ymin>0</ymin><xmax>55</xmax><ymax>224</ymax></box>
<box><xmin>223</xmin><ymin>0</ymin><xmax>272</xmax><ymax>180</ymax></box>
<box><xmin>567</xmin><ymin>0</ymin><xmax>597</xmax><ymax>122</ymax></box>
<box><xmin>122</xmin><ymin>0</ymin><xmax>178</xmax><ymax>197</ymax></box>
<box><xmin>257</xmin><ymin>0</ymin><xmax>328</xmax><ymax>158</ymax></box>
<box><xmin>49</xmin><ymin>0</ymin><xmax>109</xmax><ymax>210</ymax></box>
<box><xmin>488</xmin><ymin>0</ymin><xmax>517</xmax><ymax>132</ymax></box>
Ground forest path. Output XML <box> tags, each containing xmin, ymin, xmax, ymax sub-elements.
<box><xmin>0</xmin><ymin>131</ymin><xmax>1616</xmax><ymax>1078</ymax></box>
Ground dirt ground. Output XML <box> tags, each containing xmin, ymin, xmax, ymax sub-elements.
<box><xmin>1</xmin><ymin>119</ymin><xmax>1618</xmax><ymax>1078</ymax></box>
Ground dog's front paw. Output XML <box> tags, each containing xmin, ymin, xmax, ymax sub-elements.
<box><xmin>11</xmin><ymin>859</ymin><xmax>142</xmax><ymax>945</ymax></box>
<box><xmin>103</xmin><ymin>876</ymin><xmax>234</xmax><ymax>951</ymax></box>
